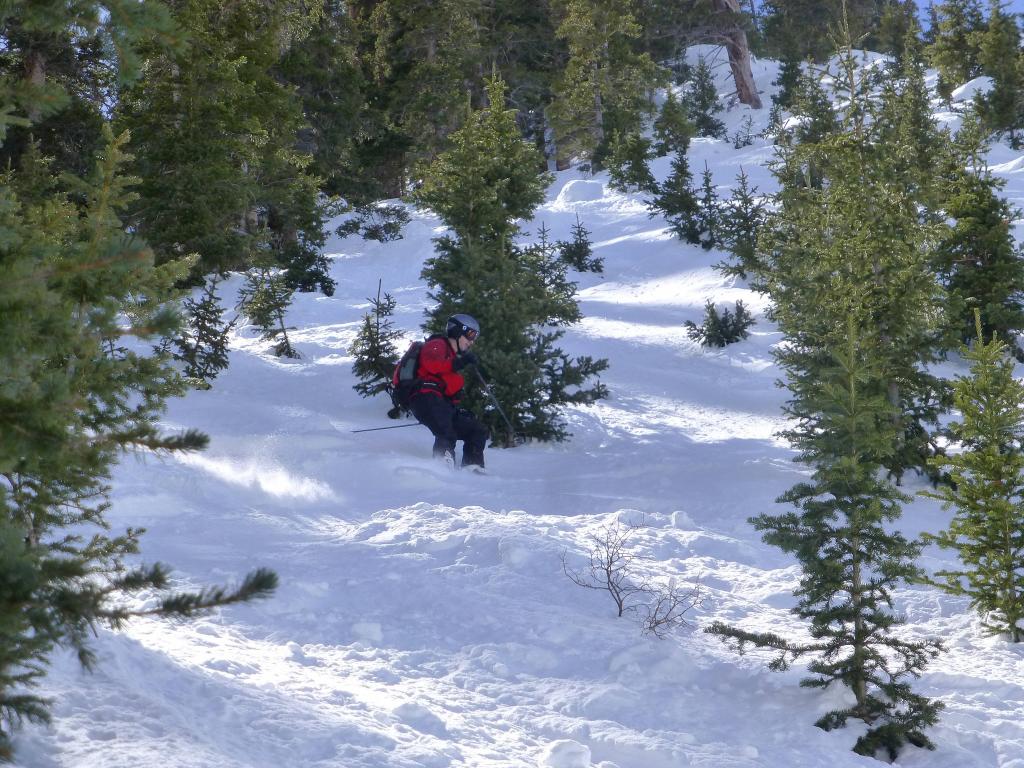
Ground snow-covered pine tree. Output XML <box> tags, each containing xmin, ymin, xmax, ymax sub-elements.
<box><xmin>708</xmin><ymin>317</ymin><xmax>944</xmax><ymax>759</ymax></box>
<box><xmin>683</xmin><ymin>56</ymin><xmax>726</xmax><ymax>139</ymax></box>
<box><xmin>350</xmin><ymin>280</ymin><xmax>404</xmax><ymax>399</ymax></box>
<box><xmin>922</xmin><ymin>312</ymin><xmax>1024</xmax><ymax>642</ymax></box>
<box><xmin>413</xmin><ymin>77</ymin><xmax>608</xmax><ymax>443</ymax></box>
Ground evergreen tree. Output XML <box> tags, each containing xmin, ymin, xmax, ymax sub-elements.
<box><xmin>239</xmin><ymin>263</ymin><xmax>299</xmax><ymax>359</ymax></box>
<box><xmin>605</xmin><ymin>131</ymin><xmax>658</xmax><ymax>193</ymax></box>
<box><xmin>117</xmin><ymin>0</ymin><xmax>334</xmax><ymax>296</ymax></box>
<box><xmin>926</xmin><ymin>0</ymin><xmax>985</xmax><ymax>101</ymax></box>
<box><xmin>683</xmin><ymin>56</ymin><xmax>726</xmax><ymax>139</ymax></box>
<box><xmin>0</xmin><ymin>128</ymin><xmax>276</xmax><ymax>760</ymax></box>
<box><xmin>354</xmin><ymin>0</ymin><xmax>484</xmax><ymax>194</ymax></box>
<box><xmin>763</xmin><ymin>44</ymin><xmax>946</xmax><ymax>481</ymax></box>
<box><xmin>648</xmin><ymin>152</ymin><xmax>701</xmax><ymax>244</ymax></box>
<box><xmin>694</xmin><ymin>164</ymin><xmax>723</xmax><ymax>250</ymax></box>
<box><xmin>558</xmin><ymin>215</ymin><xmax>603</xmax><ymax>273</ymax></box>
<box><xmin>684</xmin><ymin>299</ymin><xmax>756</xmax><ymax>347</ymax></box>
<box><xmin>922</xmin><ymin>313</ymin><xmax>1024</xmax><ymax>641</ymax></box>
<box><xmin>0</xmin><ymin>0</ymin><xmax>180</xmax><ymax>176</ymax></box>
<box><xmin>933</xmin><ymin>137</ymin><xmax>1024</xmax><ymax>357</ymax></box>
<box><xmin>709</xmin><ymin>317</ymin><xmax>944</xmax><ymax>759</ymax></box>
<box><xmin>277</xmin><ymin>0</ymin><xmax>366</xmax><ymax>200</ymax></box>
<box><xmin>350</xmin><ymin>280</ymin><xmax>404</xmax><ymax>400</ymax></box>
<box><xmin>549</xmin><ymin>0</ymin><xmax>663</xmax><ymax>166</ymax></box>
<box><xmin>173</xmin><ymin>276</ymin><xmax>235</xmax><ymax>390</ymax></box>
<box><xmin>875</xmin><ymin>0</ymin><xmax>921</xmax><ymax>63</ymax></box>
<box><xmin>760</xmin><ymin>0</ymin><xmax>875</xmax><ymax>62</ymax></box>
<box><xmin>719</xmin><ymin>168</ymin><xmax>768</xmax><ymax>280</ymax></box>
<box><xmin>413</xmin><ymin>78</ymin><xmax>608</xmax><ymax>443</ymax></box>
<box><xmin>876</xmin><ymin>27</ymin><xmax>946</xmax><ymax>204</ymax></box>
<box><xmin>790</xmin><ymin>67</ymin><xmax>841</xmax><ymax>150</ymax></box>
<box><xmin>770</xmin><ymin>51</ymin><xmax>802</xmax><ymax>113</ymax></box>
<box><xmin>652</xmin><ymin>91</ymin><xmax>694</xmax><ymax>157</ymax></box>
<box><xmin>975</xmin><ymin>0</ymin><xmax>1024</xmax><ymax>144</ymax></box>
<box><xmin>477</xmin><ymin>0</ymin><xmax>560</xmax><ymax>151</ymax></box>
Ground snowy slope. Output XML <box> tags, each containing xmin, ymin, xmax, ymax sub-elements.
<box><xmin>13</xmin><ymin>49</ymin><xmax>1024</xmax><ymax>768</ymax></box>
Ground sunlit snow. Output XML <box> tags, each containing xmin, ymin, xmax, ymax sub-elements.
<box><xmin>16</xmin><ymin>46</ymin><xmax>1024</xmax><ymax>768</ymax></box>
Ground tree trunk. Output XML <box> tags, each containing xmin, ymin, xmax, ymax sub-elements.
<box><xmin>25</xmin><ymin>48</ymin><xmax>46</xmax><ymax>124</ymax></box>
<box><xmin>711</xmin><ymin>0</ymin><xmax>762</xmax><ymax>109</ymax></box>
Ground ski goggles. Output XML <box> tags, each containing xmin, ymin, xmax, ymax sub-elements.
<box><xmin>463</xmin><ymin>328</ymin><xmax>479</xmax><ymax>341</ymax></box>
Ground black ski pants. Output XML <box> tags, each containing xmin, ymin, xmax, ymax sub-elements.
<box><xmin>410</xmin><ymin>394</ymin><xmax>489</xmax><ymax>468</ymax></box>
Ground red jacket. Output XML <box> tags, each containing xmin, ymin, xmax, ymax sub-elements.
<box><xmin>416</xmin><ymin>336</ymin><xmax>464</xmax><ymax>399</ymax></box>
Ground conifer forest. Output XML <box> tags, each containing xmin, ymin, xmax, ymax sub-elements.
<box><xmin>6</xmin><ymin>0</ymin><xmax>1024</xmax><ymax>765</ymax></box>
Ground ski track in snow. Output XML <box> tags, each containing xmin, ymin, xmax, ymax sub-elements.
<box><xmin>15</xmin><ymin>46</ymin><xmax>1024</xmax><ymax>768</ymax></box>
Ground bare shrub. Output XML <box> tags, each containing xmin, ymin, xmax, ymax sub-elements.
<box><xmin>562</xmin><ymin>522</ymin><xmax>702</xmax><ymax>636</ymax></box>
<box><xmin>562</xmin><ymin>522</ymin><xmax>648</xmax><ymax>617</ymax></box>
<box><xmin>637</xmin><ymin>579</ymin><xmax>703</xmax><ymax>638</ymax></box>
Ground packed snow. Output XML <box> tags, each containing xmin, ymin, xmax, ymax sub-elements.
<box><xmin>14</xmin><ymin>48</ymin><xmax>1024</xmax><ymax>768</ymax></box>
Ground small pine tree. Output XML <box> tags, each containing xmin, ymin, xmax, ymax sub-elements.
<box><xmin>708</xmin><ymin>317</ymin><xmax>944</xmax><ymax>759</ymax></box>
<box><xmin>336</xmin><ymin>203</ymin><xmax>411</xmax><ymax>242</ymax></box>
<box><xmin>683</xmin><ymin>56</ymin><xmax>726</xmax><ymax>139</ymax></box>
<box><xmin>648</xmin><ymin>153</ymin><xmax>700</xmax><ymax>244</ymax></box>
<box><xmin>684</xmin><ymin>300</ymin><xmax>755</xmax><ymax>347</ymax></box>
<box><xmin>934</xmin><ymin>129</ymin><xmax>1024</xmax><ymax>356</ymax></box>
<box><xmin>605</xmin><ymin>131</ymin><xmax>658</xmax><ymax>193</ymax></box>
<box><xmin>922</xmin><ymin>313</ymin><xmax>1024</xmax><ymax>641</ymax></box>
<box><xmin>975</xmin><ymin>0</ymin><xmax>1024</xmax><ymax>144</ymax></box>
<box><xmin>350</xmin><ymin>281</ymin><xmax>404</xmax><ymax>398</ymax></box>
<box><xmin>652</xmin><ymin>91</ymin><xmax>694</xmax><ymax>157</ymax></box>
<box><xmin>927</xmin><ymin>0</ymin><xmax>985</xmax><ymax>102</ymax></box>
<box><xmin>557</xmin><ymin>215</ymin><xmax>603</xmax><ymax>273</ymax></box>
<box><xmin>174</xmin><ymin>277</ymin><xmax>235</xmax><ymax>390</ymax></box>
<box><xmin>239</xmin><ymin>264</ymin><xmax>299</xmax><ymax>358</ymax></box>
<box><xmin>771</xmin><ymin>52</ymin><xmax>802</xmax><ymax>112</ymax></box>
<box><xmin>694</xmin><ymin>164</ymin><xmax>722</xmax><ymax>250</ymax></box>
<box><xmin>731</xmin><ymin>115</ymin><xmax>755</xmax><ymax>149</ymax></box>
<box><xmin>719</xmin><ymin>169</ymin><xmax>768</xmax><ymax>280</ymax></box>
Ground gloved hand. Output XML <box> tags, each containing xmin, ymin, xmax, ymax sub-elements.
<box><xmin>451</xmin><ymin>351</ymin><xmax>479</xmax><ymax>371</ymax></box>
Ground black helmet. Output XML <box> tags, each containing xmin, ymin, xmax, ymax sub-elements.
<box><xmin>445</xmin><ymin>313</ymin><xmax>480</xmax><ymax>340</ymax></box>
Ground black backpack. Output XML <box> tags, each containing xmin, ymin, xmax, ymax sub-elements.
<box><xmin>387</xmin><ymin>334</ymin><xmax>445</xmax><ymax>418</ymax></box>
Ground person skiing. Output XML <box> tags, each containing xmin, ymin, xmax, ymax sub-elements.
<box><xmin>409</xmin><ymin>313</ymin><xmax>490</xmax><ymax>471</ymax></box>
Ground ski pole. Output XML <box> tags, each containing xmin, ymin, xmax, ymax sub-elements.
<box><xmin>351</xmin><ymin>423</ymin><xmax>420</xmax><ymax>433</ymax></box>
<box><xmin>474</xmin><ymin>368</ymin><xmax>519</xmax><ymax>443</ymax></box>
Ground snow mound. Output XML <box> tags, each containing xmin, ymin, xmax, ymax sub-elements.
<box><xmin>541</xmin><ymin>740</ymin><xmax>591</xmax><ymax>768</ymax></box>
<box><xmin>555</xmin><ymin>179</ymin><xmax>605</xmax><ymax>204</ymax></box>
<box><xmin>952</xmin><ymin>76</ymin><xmax>993</xmax><ymax>103</ymax></box>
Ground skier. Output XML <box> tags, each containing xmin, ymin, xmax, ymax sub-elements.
<box><xmin>409</xmin><ymin>313</ymin><xmax>490</xmax><ymax>471</ymax></box>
